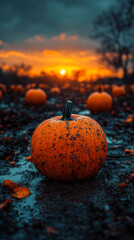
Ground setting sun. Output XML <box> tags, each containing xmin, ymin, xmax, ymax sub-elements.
<box><xmin>60</xmin><ymin>69</ymin><xmax>66</xmax><ymax>75</ymax></box>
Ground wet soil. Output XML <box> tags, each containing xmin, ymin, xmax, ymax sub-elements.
<box><xmin>0</xmin><ymin>90</ymin><xmax>134</xmax><ymax>240</ymax></box>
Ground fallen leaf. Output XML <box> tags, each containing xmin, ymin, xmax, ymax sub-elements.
<box><xmin>11</xmin><ymin>187</ymin><xmax>31</xmax><ymax>199</ymax></box>
<box><xmin>125</xmin><ymin>161</ymin><xmax>131</xmax><ymax>165</ymax></box>
<box><xmin>118</xmin><ymin>183</ymin><xmax>128</xmax><ymax>187</ymax></box>
<box><xmin>125</xmin><ymin>149</ymin><xmax>134</xmax><ymax>156</ymax></box>
<box><xmin>8</xmin><ymin>161</ymin><xmax>15</xmax><ymax>165</ymax></box>
<box><xmin>127</xmin><ymin>114</ymin><xmax>134</xmax><ymax>118</ymax></box>
<box><xmin>0</xmin><ymin>199</ymin><xmax>12</xmax><ymax>209</ymax></box>
<box><xmin>125</xmin><ymin>107</ymin><xmax>130</xmax><ymax>112</ymax></box>
<box><xmin>46</xmin><ymin>226</ymin><xmax>57</xmax><ymax>235</ymax></box>
<box><xmin>125</xmin><ymin>118</ymin><xmax>133</xmax><ymax>123</ymax></box>
<box><xmin>6</xmin><ymin>156</ymin><xmax>12</xmax><ymax>161</ymax></box>
<box><xmin>2</xmin><ymin>180</ymin><xmax>19</xmax><ymax>190</ymax></box>
<box><xmin>130</xmin><ymin>173</ymin><xmax>134</xmax><ymax>182</ymax></box>
<box><xmin>26</xmin><ymin>156</ymin><xmax>32</xmax><ymax>162</ymax></box>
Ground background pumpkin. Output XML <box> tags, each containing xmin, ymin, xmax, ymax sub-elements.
<box><xmin>25</xmin><ymin>88</ymin><xmax>47</xmax><ymax>105</ymax></box>
<box><xmin>0</xmin><ymin>83</ymin><xmax>7</xmax><ymax>94</ymax></box>
<box><xmin>31</xmin><ymin>101</ymin><xmax>107</xmax><ymax>181</ymax></box>
<box><xmin>87</xmin><ymin>92</ymin><xmax>112</xmax><ymax>113</ymax></box>
<box><xmin>15</xmin><ymin>84</ymin><xmax>25</xmax><ymax>93</ymax></box>
<box><xmin>9</xmin><ymin>84</ymin><xmax>16</xmax><ymax>92</ymax></box>
<box><xmin>112</xmin><ymin>85</ymin><xmax>126</xmax><ymax>97</ymax></box>
<box><xmin>130</xmin><ymin>84</ymin><xmax>134</xmax><ymax>93</ymax></box>
<box><xmin>0</xmin><ymin>90</ymin><xmax>2</xmax><ymax>101</ymax></box>
<box><xmin>50</xmin><ymin>87</ymin><xmax>61</xmax><ymax>95</ymax></box>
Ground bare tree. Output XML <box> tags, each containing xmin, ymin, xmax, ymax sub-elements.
<box><xmin>91</xmin><ymin>0</ymin><xmax>134</xmax><ymax>81</ymax></box>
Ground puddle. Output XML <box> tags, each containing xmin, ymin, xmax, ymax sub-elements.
<box><xmin>78</xmin><ymin>110</ymin><xmax>90</xmax><ymax>116</ymax></box>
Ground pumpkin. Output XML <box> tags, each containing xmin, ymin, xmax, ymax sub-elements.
<box><xmin>130</xmin><ymin>84</ymin><xmax>134</xmax><ymax>93</ymax></box>
<box><xmin>61</xmin><ymin>83</ymin><xmax>70</xmax><ymax>90</ymax></box>
<box><xmin>38</xmin><ymin>83</ymin><xmax>48</xmax><ymax>89</ymax></box>
<box><xmin>50</xmin><ymin>87</ymin><xmax>61</xmax><ymax>95</ymax></box>
<box><xmin>112</xmin><ymin>85</ymin><xmax>126</xmax><ymax>97</ymax></box>
<box><xmin>25</xmin><ymin>88</ymin><xmax>47</xmax><ymax>105</ymax></box>
<box><xmin>10</xmin><ymin>84</ymin><xmax>16</xmax><ymax>92</ymax></box>
<box><xmin>15</xmin><ymin>84</ymin><xmax>25</xmax><ymax>93</ymax></box>
<box><xmin>31</xmin><ymin>100</ymin><xmax>107</xmax><ymax>181</ymax></box>
<box><xmin>87</xmin><ymin>92</ymin><xmax>112</xmax><ymax>113</ymax></box>
<box><xmin>26</xmin><ymin>83</ymin><xmax>36</xmax><ymax>90</ymax></box>
<box><xmin>80</xmin><ymin>87</ymin><xmax>85</xmax><ymax>93</ymax></box>
<box><xmin>0</xmin><ymin>90</ymin><xmax>2</xmax><ymax>101</ymax></box>
<box><xmin>102</xmin><ymin>84</ymin><xmax>110</xmax><ymax>92</ymax></box>
<box><xmin>0</xmin><ymin>83</ymin><xmax>7</xmax><ymax>93</ymax></box>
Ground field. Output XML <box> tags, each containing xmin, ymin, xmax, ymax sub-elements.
<box><xmin>0</xmin><ymin>85</ymin><xmax>134</xmax><ymax>240</ymax></box>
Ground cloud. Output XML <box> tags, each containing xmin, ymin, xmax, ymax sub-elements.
<box><xmin>43</xmin><ymin>49</ymin><xmax>60</xmax><ymax>55</ymax></box>
<box><xmin>0</xmin><ymin>0</ymin><xmax>113</xmax><ymax>42</ymax></box>
<box><xmin>52</xmin><ymin>33</ymin><xmax>78</xmax><ymax>41</ymax></box>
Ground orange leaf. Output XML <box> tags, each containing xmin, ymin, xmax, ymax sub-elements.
<box><xmin>125</xmin><ymin>118</ymin><xmax>133</xmax><ymax>123</ymax></box>
<box><xmin>125</xmin><ymin>161</ymin><xmax>131</xmax><ymax>164</ymax></box>
<box><xmin>125</xmin><ymin>149</ymin><xmax>134</xmax><ymax>155</ymax></box>
<box><xmin>0</xmin><ymin>199</ymin><xmax>12</xmax><ymax>209</ymax></box>
<box><xmin>6</xmin><ymin>156</ymin><xmax>12</xmax><ymax>161</ymax></box>
<box><xmin>8</xmin><ymin>161</ymin><xmax>15</xmax><ymax>165</ymax></box>
<box><xmin>130</xmin><ymin>173</ymin><xmax>134</xmax><ymax>182</ymax></box>
<box><xmin>26</xmin><ymin>156</ymin><xmax>32</xmax><ymax>162</ymax></box>
<box><xmin>118</xmin><ymin>183</ymin><xmax>128</xmax><ymax>187</ymax></box>
<box><xmin>11</xmin><ymin>187</ymin><xmax>31</xmax><ymax>199</ymax></box>
<box><xmin>46</xmin><ymin>226</ymin><xmax>57</xmax><ymax>234</ymax></box>
<box><xmin>2</xmin><ymin>180</ymin><xmax>19</xmax><ymax>190</ymax></box>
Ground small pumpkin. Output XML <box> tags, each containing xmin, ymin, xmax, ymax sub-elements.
<box><xmin>87</xmin><ymin>92</ymin><xmax>112</xmax><ymax>113</ymax></box>
<box><xmin>31</xmin><ymin>101</ymin><xmax>107</xmax><ymax>181</ymax></box>
<box><xmin>61</xmin><ymin>83</ymin><xmax>70</xmax><ymax>90</ymax></box>
<box><xmin>38</xmin><ymin>83</ymin><xmax>48</xmax><ymax>89</ymax></box>
<box><xmin>0</xmin><ymin>90</ymin><xmax>2</xmax><ymax>101</ymax></box>
<box><xmin>130</xmin><ymin>84</ymin><xmax>134</xmax><ymax>93</ymax></box>
<box><xmin>25</xmin><ymin>88</ymin><xmax>47</xmax><ymax>105</ymax></box>
<box><xmin>112</xmin><ymin>85</ymin><xmax>126</xmax><ymax>97</ymax></box>
<box><xmin>0</xmin><ymin>83</ymin><xmax>7</xmax><ymax>94</ymax></box>
<box><xmin>102</xmin><ymin>84</ymin><xmax>110</xmax><ymax>92</ymax></box>
<box><xmin>26</xmin><ymin>83</ymin><xmax>36</xmax><ymax>90</ymax></box>
<box><xmin>50</xmin><ymin>87</ymin><xmax>61</xmax><ymax>95</ymax></box>
<box><xmin>15</xmin><ymin>84</ymin><xmax>25</xmax><ymax>93</ymax></box>
<box><xmin>10</xmin><ymin>84</ymin><xmax>16</xmax><ymax>92</ymax></box>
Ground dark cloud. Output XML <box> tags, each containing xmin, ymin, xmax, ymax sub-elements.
<box><xmin>0</xmin><ymin>0</ymin><xmax>113</xmax><ymax>42</ymax></box>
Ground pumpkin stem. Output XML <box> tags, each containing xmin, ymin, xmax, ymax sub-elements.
<box><xmin>62</xmin><ymin>100</ymin><xmax>73</xmax><ymax>120</ymax></box>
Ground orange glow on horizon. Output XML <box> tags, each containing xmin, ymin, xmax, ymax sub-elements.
<box><xmin>0</xmin><ymin>33</ymin><xmax>123</xmax><ymax>81</ymax></box>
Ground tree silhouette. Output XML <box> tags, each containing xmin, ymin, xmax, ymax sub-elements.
<box><xmin>91</xmin><ymin>0</ymin><xmax>134</xmax><ymax>81</ymax></box>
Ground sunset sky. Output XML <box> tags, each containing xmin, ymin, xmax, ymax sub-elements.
<box><xmin>0</xmin><ymin>0</ymin><xmax>117</xmax><ymax>80</ymax></box>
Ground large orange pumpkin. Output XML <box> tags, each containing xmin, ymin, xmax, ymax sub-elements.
<box><xmin>0</xmin><ymin>90</ymin><xmax>2</xmax><ymax>101</ymax></box>
<box><xmin>25</xmin><ymin>88</ymin><xmax>47</xmax><ymax>105</ymax></box>
<box><xmin>31</xmin><ymin>101</ymin><xmax>107</xmax><ymax>181</ymax></box>
<box><xmin>87</xmin><ymin>92</ymin><xmax>112</xmax><ymax>113</ymax></box>
<box><xmin>112</xmin><ymin>85</ymin><xmax>126</xmax><ymax>97</ymax></box>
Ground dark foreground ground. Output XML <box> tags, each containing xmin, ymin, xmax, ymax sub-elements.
<box><xmin>0</xmin><ymin>89</ymin><xmax>134</xmax><ymax>240</ymax></box>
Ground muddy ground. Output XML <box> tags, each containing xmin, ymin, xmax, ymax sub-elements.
<box><xmin>0</xmin><ymin>89</ymin><xmax>134</xmax><ymax>240</ymax></box>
